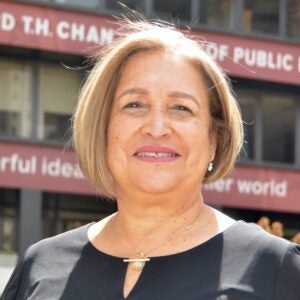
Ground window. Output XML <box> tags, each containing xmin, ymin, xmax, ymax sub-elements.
<box><xmin>38</xmin><ymin>64</ymin><xmax>81</xmax><ymax>142</ymax></box>
<box><xmin>15</xmin><ymin>0</ymin><xmax>101</xmax><ymax>10</ymax></box>
<box><xmin>105</xmin><ymin>0</ymin><xmax>147</xmax><ymax>12</ymax></box>
<box><xmin>153</xmin><ymin>0</ymin><xmax>191</xmax><ymax>22</ymax></box>
<box><xmin>0</xmin><ymin>60</ymin><xmax>32</xmax><ymax>138</ymax></box>
<box><xmin>0</xmin><ymin>189</ymin><xmax>19</xmax><ymax>253</ymax></box>
<box><xmin>243</xmin><ymin>0</ymin><xmax>279</xmax><ymax>34</ymax></box>
<box><xmin>0</xmin><ymin>112</ymin><xmax>20</xmax><ymax>137</ymax></box>
<box><xmin>42</xmin><ymin>192</ymin><xmax>116</xmax><ymax>238</ymax></box>
<box><xmin>235</xmin><ymin>81</ymin><xmax>298</xmax><ymax>166</ymax></box>
<box><xmin>237</xmin><ymin>93</ymin><xmax>256</xmax><ymax>161</ymax></box>
<box><xmin>287</xmin><ymin>0</ymin><xmax>300</xmax><ymax>38</ymax></box>
<box><xmin>198</xmin><ymin>0</ymin><xmax>235</xmax><ymax>30</ymax></box>
<box><xmin>21</xmin><ymin>0</ymin><xmax>50</xmax><ymax>3</ymax></box>
<box><xmin>54</xmin><ymin>0</ymin><xmax>100</xmax><ymax>9</ymax></box>
<box><xmin>262</xmin><ymin>95</ymin><xmax>295</xmax><ymax>163</ymax></box>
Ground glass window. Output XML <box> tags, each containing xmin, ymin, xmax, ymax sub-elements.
<box><xmin>198</xmin><ymin>0</ymin><xmax>235</xmax><ymax>30</ymax></box>
<box><xmin>0</xmin><ymin>60</ymin><xmax>32</xmax><ymax>138</ymax></box>
<box><xmin>243</xmin><ymin>0</ymin><xmax>279</xmax><ymax>34</ymax></box>
<box><xmin>153</xmin><ymin>0</ymin><xmax>191</xmax><ymax>22</ymax></box>
<box><xmin>38</xmin><ymin>64</ymin><xmax>81</xmax><ymax>142</ymax></box>
<box><xmin>0</xmin><ymin>189</ymin><xmax>19</xmax><ymax>254</ymax></box>
<box><xmin>21</xmin><ymin>0</ymin><xmax>50</xmax><ymax>3</ymax></box>
<box><xmin>262</xmin><ymin>95</ymin><xmax>295</xmax><ymax>163</ymax></box>
<box><xmin>42</xmin><ymin>192</ymin><xmax>116</xmax><ymax>238</ymax></box>
<box><xmin>54</xmin><ymin>0</ymin><xmax>100</xmax><ymax>9</ymax></box>
<box><xmin>106</xmin><ymin>0</ymin><xmax>146</xmax><ymax>12</ymax></box>
<box><xmin>287</xmin><ymin>0</ymin><xmax>300</xmax><ymax>38</ymax></box>
<box><xmin>237</xmin><ymin>93</ymin><xmax>256</xmax><ymax>161</ymax></box>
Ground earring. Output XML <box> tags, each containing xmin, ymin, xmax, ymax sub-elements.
<box><xmin>207</xmin><ymin>162</ymin><xmax>213</xmax><ymax>172</ymax></box>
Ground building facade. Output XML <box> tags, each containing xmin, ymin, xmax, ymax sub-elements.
<box><xmin>0</xmin><ymin>0</ymin><xmax>300</xmax><ymax>260</ymax></box>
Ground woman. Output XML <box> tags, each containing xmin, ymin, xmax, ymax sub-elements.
<box><xmin>2</xmin><ymin>20</ymin><xmax>300</xmax><ymax>300</ymax></box>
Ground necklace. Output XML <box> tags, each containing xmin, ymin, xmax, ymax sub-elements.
<box><xmin>118</xmin><ymin>205</ymin><xmax>205</xmax><ymax>271</ymax></box>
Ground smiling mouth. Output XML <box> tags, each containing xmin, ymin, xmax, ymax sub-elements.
<box><xmin>135</xmin><ymin>152</ymin><xmax>178</xmax><ymax>158</ymax></box>
<box><xmin>134</xmin><ymin>151</ymin><xmax>180</xmax><ymax>163</ymax></box>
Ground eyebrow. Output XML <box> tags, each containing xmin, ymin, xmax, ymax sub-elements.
<box><xmin>168</xmin><ymin>91</ymin><xmax>200</xmax><ymax>108</ymax></box>
<box><xmin>116</xmin><ymin>88</ymin><xmax>148</xmax><ymax>101</ymax></box>
<box><xmin>116</xmin><ymin>88</ymin><xmax>200</xmax><ymax>107</ymax></box>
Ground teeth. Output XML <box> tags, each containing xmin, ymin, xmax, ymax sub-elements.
<box><xmin>136</xmin><ymin>152</ymin><xmax>175</xmax><ymax>158</ymax></box>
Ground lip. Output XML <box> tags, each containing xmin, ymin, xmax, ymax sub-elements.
<box><xmin>133</xmin><ymin>145</ymin><xmax>180</xmax><ymax>163</ymax></box>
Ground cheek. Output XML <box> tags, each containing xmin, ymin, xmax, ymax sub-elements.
<box><xmin>185</xmin><ymin>120</ymin><xmax>211</xmax><ymax>143</ymax></box>
<box><xmin>109</xmin><ymin>115</ymin><xmax>140</xmax><ymax>142</ymax></box>
<box><xmin>107</xmin><ymin>119</ymin><xmax>132</xmax><ymax>156</ymax></box>
<box><xmin>184</xmin><ymin>125</ymin><xmax>212</xmax><ymax>159</ymax></box>
<box><xmin>108</xmin><ymin>119</ymin><xmax>123</xmax><ymax>140</ymax></box>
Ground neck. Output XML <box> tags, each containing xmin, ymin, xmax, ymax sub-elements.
<box><xmin>114</xmin><ymin>188</ymin><xmax>204</xmax><ymax>237</ymax></box>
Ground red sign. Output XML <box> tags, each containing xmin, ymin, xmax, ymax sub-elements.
<box><xmin>0</xmin><ymin>141</ymin><xmax>96</xmax><ymax>195</ymax></box>
<box><xmin>0</xmin><ymin>141</ymin><xmax>300</xmax><ymax>213</ymax></box>
<box><xmin>0</xmin><ymin>1</ymin><xmax>300</xmax><ymax>85</ymax></box>
<box><xmin>203</xmin><ymin>166</ymin><xmax>300</xmax><ymax>213</ymax></box>
<box><xmin>197</xmin><ymin>33</ymin><xmax>300</xmax><ymax>86</ymax></box>
<box><xmin>0</xmin><ymin>1</ymin><xmax>117</xmax><ymax>56</ymax></box>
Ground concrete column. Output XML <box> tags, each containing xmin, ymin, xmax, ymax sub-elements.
<box><xmin>279</xmin><ymin>0</ymin><xmax>287</xmax><ymax>38</ymax></box>
<box><xmin>30</xmin><ymin>62</ymin><xmax>40</xmax><ymax>139</ymax></box>
<box><xmin>234</xmin><ymin>0</ymin><xmax>244</xmax><ymax>31</ymax></box>
<box><xmin>254</xmin><ymin>98</ymin><xmax>263</xmax><ymax>163</ymax></box>
<box><xmin>191</xmin><ymin>0</ymin><xmax>200</xmax><ymax>24</ymax></box>
<box><xmin>18</xmin><ymin>189</ymin><xmax>42</xmax><ymax>256</ymax></box>
<box><xmin>295</xmin><ymin>99</ymin><xmax>300</xmax><ymax>167</ymax></box>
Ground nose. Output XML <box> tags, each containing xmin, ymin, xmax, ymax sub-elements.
<box><xmin>141</xmin><ymin>108</ymin><xmax>172</xmax><ymax>138</ymax></box>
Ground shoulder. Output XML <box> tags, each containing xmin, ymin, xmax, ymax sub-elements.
<box><xmin>211</xmin><ymin>209</ymin><xmax>292</xmax><ymax>259</ymax></box>
<box><xmin>274</xmin><ymin>242</ymin><xmax>300</xmax><ymax>299</ymax></box>
<box><xmin>223</xmin><ymin>221</ymin><xmax>295</xmax><ymax>267</ymax></box>
<box><xmin>229</xmin><ymin>221</ymin><xmax>300</xmax><ymax>278</ymax></box>
<box><xmin>215</xmin><ymin>210</ymin><xmax>291</xmax><ymax>256</ymax></box>
<box><xmin>24</xmin><ymin>222</ymin><xmax>93</xmax><ymax>264</ymax></box>
<box><xmin>25</xmin><ymin>224</ymin><xmax>93</xmax><ymax>290</ymax></box>
<box><xmin>1</xmin><ymin>223</ymin><xmax>94</xmax><ymax>299</ymax></box>
<box><xmin>222</xmin><ymin>221</ymin><xmax>300</xmax><ymax>299</ymax></box>
<box><xmin>228</xmin><ymin>220</ymin><xmax>290</xmax><ymax>248</ymax></box>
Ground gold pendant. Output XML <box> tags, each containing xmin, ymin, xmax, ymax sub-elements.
<box><xmin>123</xmin><ymin>258</ymin><xmax>150</xmax><ymax>271</ymax></box>
<box><xmin>130</xmin><ymin>260</ymin><xmax>146</xmax><ymax>271</ymax></box>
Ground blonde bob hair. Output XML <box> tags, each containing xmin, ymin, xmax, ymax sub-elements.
<box><xmin>73</xmin><ymin>20</ymin><xmax>243</xmax><ymax>198</ymax></box>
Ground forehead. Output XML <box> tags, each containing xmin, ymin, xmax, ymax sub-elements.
<box><xmin>115</xmin><ymin>50</ymin><xmax>208</xmax><ymax>98</ymax></box>
<box><xmin>120</xmin><ymin>49</ymin><xmax>199</xmax><ymax>77</ymax></box>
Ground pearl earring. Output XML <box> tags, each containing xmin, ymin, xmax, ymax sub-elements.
<box><xmin>207</xmin><ymin>162</ymin><xmax>213</xmax><ymax>172</ymax></box>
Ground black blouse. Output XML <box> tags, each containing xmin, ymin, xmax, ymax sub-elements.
<box><xmin>2</xmin><ymin>221</ymin><xmax>300</xmax><ymax>300</ymax></box>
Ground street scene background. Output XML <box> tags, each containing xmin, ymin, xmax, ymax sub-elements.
<box><xmin>1</xmin><ymin>0</ymin><xmax>300</xmax><ymax>295</ymax></box>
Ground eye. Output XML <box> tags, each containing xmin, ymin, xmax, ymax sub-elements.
<box><xmin>123</xmin><ymin>102</ymin><xmax>143</xmax><ymax>109</ymax></box>
<box><xmin>173</xmin><ymin>105</ymin><xmax>193</xmax><ymax>113</ymax></box>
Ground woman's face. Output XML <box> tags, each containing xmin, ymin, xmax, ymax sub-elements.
<box><xmin>107</xmin><ymin>50</ymin><xmax>216</xmax><ymax>196</ymax></box>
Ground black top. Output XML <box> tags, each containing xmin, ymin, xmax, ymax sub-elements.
<box><xmin>2</xmin><ymin>221</ymin><xmax>300</xmax><ymax>300</ymax></box>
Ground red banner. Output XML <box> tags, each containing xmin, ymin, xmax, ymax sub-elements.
<box><xmin>0</xmin><ymin>1</ymin><xmax>117</xmax><ymax>56</ymax></box>
<box><xmin>0</xmin><ymin>141</ymin><xmax>300</xmax><ymax>213</ymax></box>
<box><xmin>203</xmin><ymin>166</ymin><xmax>300</xmax><ymax>213</ymax></box>
<box><xmin>0</xmin><ymin>1</ymin><xmax>300</xmax><ymax>85</ymax></box>
<box><xmin>0</xmin><ymin>141</ymin><xmax>95</xmax><ymax>195</ymax></box>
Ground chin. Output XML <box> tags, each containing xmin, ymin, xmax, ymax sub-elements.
<box><xmin>131</xmin><ymin>174</ymin><xmax>183</xmax><ymax>194</ymax></box>
<box><xmin>136</xmin><ymin>184</ymin><xmax>177</xmax><ymax>196</ymax></box>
